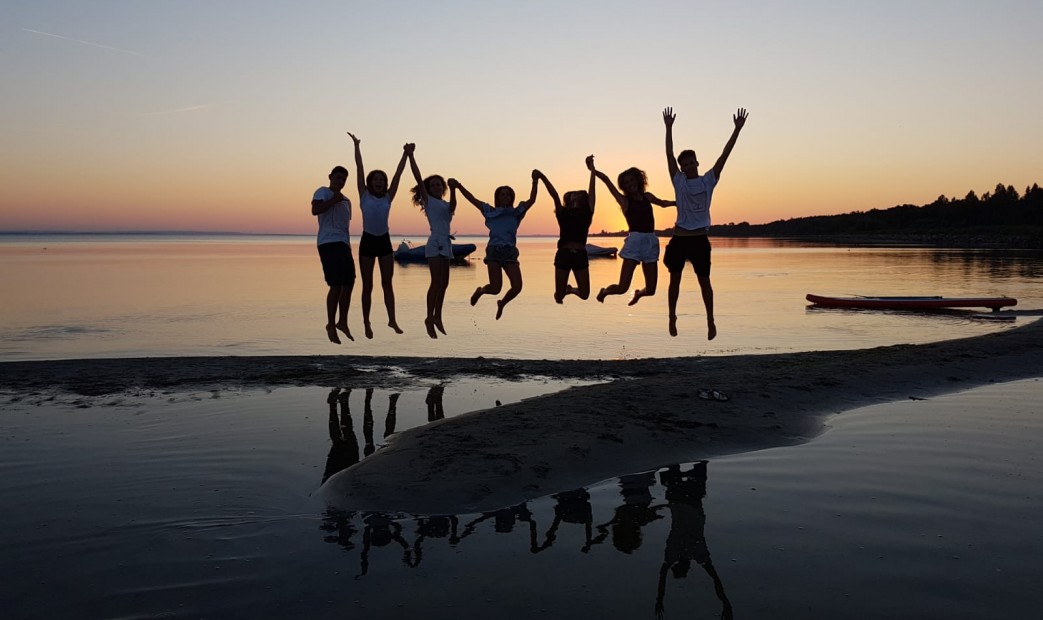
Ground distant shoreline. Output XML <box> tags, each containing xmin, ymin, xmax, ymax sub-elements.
<box><xmin>4</xmin><ymin>230</ymin><xmax>1041</xmax><ymax>251</ymax></box>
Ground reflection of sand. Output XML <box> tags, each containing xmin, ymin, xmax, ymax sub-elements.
<box><xmin>2</xmin><ymin>319</ymin><xmax>1041</xmax><ymax>515</ymax></box>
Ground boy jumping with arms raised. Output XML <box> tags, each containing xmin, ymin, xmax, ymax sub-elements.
<box><xmin>662</xmin><ymin>106</ymin><xmax>748</xmax><ymax>340</ymax></box>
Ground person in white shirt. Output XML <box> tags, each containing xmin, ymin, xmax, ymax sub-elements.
<box><xmin>346</xmin><ymin>132</ymin><xmax>411</xmax><ymax>339</ymax></box>
<box><xmin>311</xmin><ymin>165</ymin><xmax>355</xmax><ymax>344</ymax></box>
<box><xmin>407</xmin><ymin>147</ymin><xmax>457</xmax><ymax>339</ymax></box>
<box><xmin>661</xmin><ymin>106</ymin><xmax>748</xmax><ymax>340</ymax></box>
<box><xmin>451</xmin><ymin>171</ymin><xmax>541</xmax><ymax>320</ymax></box>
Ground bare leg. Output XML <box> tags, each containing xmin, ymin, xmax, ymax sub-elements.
<box><xmin>433</xmin><ymin>258</ymin><xmax>450</xmax><ymax>335</ymax></box>
<box><xmin>335</xmin><ymin>284</ymin><xmax>354</xmax><ymax>341</ymax></box>
<box><xmin>425</xmin><ymin>259</ymin><xmax>439</xmax><ymax>339</ymax></box>
<box><xmin>567</xmin><ymin>269</ymin><xmax>590</xmax><ymax>300</ymax></box>
<box><xmin>629</xmin><ymin>261</ymin><xmax>659</xmax><ymax>306</ymax></box>
<box><xmin>554</xmin><ymin>268</ymin><xmax>570</xmax><ymax>304</ymax></box>
<box><xmin>359</xmin><ymin>255</ymin><xmax>376</xmax><ymax>339</ymax></box>
<box><xmin>597</xmin><ymin>259</ymin><xmax>638</xmax><ymax>303</ymax></box>
<box><xmin>667</xmin><ymin>270</ymin><xmax>683</xmax><ymax>337</ymax></box>
<box><xmin>496</xmin><ymin>262</ymin><xmax>523</xmax><ymax>320</ymax></box>
<box><xmin>473</xmin><ymin>262</ymin><xmax>504</xmax><ymax>306</ymax></box>
<box><xmin>377</xmin><ymin>253</ymin><xmax>402</xmax><ymax>334</ymax></box>
<box><xmin>697</xmin><ymin>274</ymin><xmax>716</xmax><ymax>340</ymax></box>
<box><xmin>325</xmin><ymin>286</ymin><xmax>341</xmax><ymax>344</ymax></box>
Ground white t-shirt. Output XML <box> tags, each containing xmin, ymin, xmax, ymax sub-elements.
<box><xmin>425</xmin><ymin>197</ymin><xmax>453</xmax><ymax>237</ymax></box>
<box><xmin>360</xmin><ymin>191</ymin><xmax>391</xmax><ymax>236</ymax></box>
<box><xmin>313</xmin><ymin>187</ymin><xmax>351</xmax><ymax>246</ymax></box>
<box><xmin>671</xmin><ymin>169</ymin><xmax>717</xmax><ymax>230</ymax></box>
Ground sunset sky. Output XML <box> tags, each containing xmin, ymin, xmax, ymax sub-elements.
<box><xmin>1</xmin><ymin>0</ymin><xmax>1040</xmax><ymax>236</ymax></box>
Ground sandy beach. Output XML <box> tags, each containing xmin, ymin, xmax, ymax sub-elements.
<box><xmin>2</xmin><ymin>312</ymin><xmax>1040</xmax><ymax>516</ymax></box>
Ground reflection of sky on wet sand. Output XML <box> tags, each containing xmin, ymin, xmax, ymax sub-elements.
<box><xmin>1</xmin><ymin>378</ymin><xmax>1042</xmax><ymax>618</ymax></box>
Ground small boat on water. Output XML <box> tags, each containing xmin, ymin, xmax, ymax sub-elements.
<box><xmin>806</xmin><ymin>294</ymin><xmax>1017</xmax><ymax>311</ymax></box>
<box><xmin>586</xmin><ymin>243</ymin><xmax>618</xmax><ymax>258</ymax></box>
<box><xmin>393</xmin><ymin>240</ymin><xmax>477</xmax><ymax>264</ymax></box>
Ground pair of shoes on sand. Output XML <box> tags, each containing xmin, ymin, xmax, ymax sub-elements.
<box><xmin>697</xmin><ymin>388</ymin><xmax>729</xmax><ymax>402</ymax></box>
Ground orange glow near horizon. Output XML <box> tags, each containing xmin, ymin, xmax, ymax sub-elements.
<box><xmin>2</xmin><ymin>3</ymin><xmax>1040</xmax><ymax>236</ymax></box>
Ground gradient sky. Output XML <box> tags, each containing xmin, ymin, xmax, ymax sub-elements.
<box><xmin>1</xmin><ymin>0</ymin><xmax>1040</xmax><ymax>236</ymax></box>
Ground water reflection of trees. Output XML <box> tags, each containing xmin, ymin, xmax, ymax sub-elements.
<box><xmin>320</xmin><ymin>461</ymin><xmax>730</xmax><ymax>618</ymax></box>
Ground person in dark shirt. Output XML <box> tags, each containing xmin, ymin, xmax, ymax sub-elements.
<box><xmin>537</xmin><ymin>156</ymin><xmax>597</xmax><ymax>303</ymax></box>
<box><xmin>590</xmin><ymin>159</ymin><xmax>675</xmax><ymax>305</ymax></box>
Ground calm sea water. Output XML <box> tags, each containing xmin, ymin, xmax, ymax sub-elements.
<box><xmin>1</xmin><ymin>234</ymin><xmax>1041</xmax><ymax>362</ymax></box>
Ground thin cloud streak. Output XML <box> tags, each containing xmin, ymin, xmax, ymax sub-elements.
<box><xmin>140</xmin><ymin>105</ymin><xmax>210</xmax><ymax>116</ymax></box>
<box><xmin>22</xmin><ymin>28</ymin><xmax>147</xmax><ymax>57</ymax></box>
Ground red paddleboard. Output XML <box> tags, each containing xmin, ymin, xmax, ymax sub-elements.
<box><xmin>806</xmin><ymin>294</ymin><xmax>1017</xmax><ymax>311</ymax></box>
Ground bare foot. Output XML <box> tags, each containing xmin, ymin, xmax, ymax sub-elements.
<box><xmin>434</xmin><ymin>318</ymin><xmax>447</xmax><ymax>335</ymax></box>
<box><xmin>596</xmin><ymin>287</ymin><xmax>607</xmax><ymax>303</ymax></box>
<box><xmin>335</xmin><ymin>321</ymin><xmax>354</xmax><ymax>342</ymax></box>
<box><xmin>707</xmin><ymin>320</ymin><xmax>717</xmax><ymax>341</ymax></box>
<box><xmin>628</xmin><ymin>289</ymin><xmax>645</xmax><ymax>306</ymax></box>
<box><xmin>424</xmin><ymin>317</ymin><xmax>437</xmax><ymax>339</ymax></box>
<box><xmin>668</xmin><ymin>315</ymin><xmax>678</xmax><ymax>337</ymax></box>
<box><xmin>326</xmin><ymin>324</ymin><xmax>341</xmax><ymax>344</ymax></box>
<box><xmin>388</xmin><ymin>321</ymin><xmax>404</xmax><ymax>334</ymax></box>
<box><xmin>364</xmin><ymin>322</ymin><xmax>374</xmax><ymax>339</ymax></box>
<box><xmin>495</xmin><ymin>299</ymin><xmax>506</xmax><ymax>320</ymax></box>
<box><xmin>470</xmin><ymin>287</ymin><xmax>483</xmax><ymax>306</ymax></box>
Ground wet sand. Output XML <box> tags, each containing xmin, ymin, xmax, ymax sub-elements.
<box><xmin>2</xmin><ymin>314</ymin><xmax>1041</xmax><ymax>515</ymax></box>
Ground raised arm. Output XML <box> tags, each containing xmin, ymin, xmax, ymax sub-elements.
<box><xmin>448</xmin><ymin>178</ymin><xmax>482</xmax><ymax>210</ymax></box>
<box><xmin>524</xmin><ymin>169</ymin><xmax>540</xmax><ymax>206</ymax></box>
<box><xmin>592</xmin><ymin>166</ymin><xmax>627</xmax><ymax>211</ymax></box>
<box><xmin>407</xmin><ymin>150</ymin><xmax>426</xmax><ymax>208</ymax></box>
<box><xmin>448</xmin><ymin>180</ymin><xmax>457</xmax><ymax>213</ymax></box>
<box><xmin>387</xmin><ymin>143</ymin><xmax>412</xmax><ymax>202</ymax></box>
<box><xmin>663</xmin><ymin>107</ymin><xmax>679</xmax><ymax>179</ymax></box>
<box><xmin>347</xmin><ymin>132</ymin><xmax>366</xmax><ymax>196</ymax></box>
<box><xmin>645</xmin><ymin>191</ymin><xmax>676</xmax><ymax>208</ymax></box>
<box><xmin>534</xmin><ymin>170</ymin><xmax>562</xmax><ymax>211</ymax></box>
<box><xmin>712</xmin><ymin>108</ymin><xmax>748</xmax><ymax>180</ymax></box>
<box><xmin>585</xmin><ymin>155</ymin><xmax>596</xmax><ymax>212</ymax></box>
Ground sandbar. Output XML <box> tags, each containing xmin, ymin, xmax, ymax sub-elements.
<box><xmin>2</xmin><ymin>315</ymin><xmax>1041</xmax><ymax>515</ymax></box>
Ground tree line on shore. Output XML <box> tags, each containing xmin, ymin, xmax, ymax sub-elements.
<box><xmin>594</xmin><ymin>182</ymin><xmax>1043</xmax><ymax>248</ymax></box>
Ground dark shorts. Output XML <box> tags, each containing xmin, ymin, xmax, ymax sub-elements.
<box><xmin>553</xmin><ymin>247</ymin><xmax>589</xmax><ymax>273</ymax></box>
<box><xmin>358</xmin><ymin>232</ymin><xmax>393</xmax><ymax>258</ymax></box>
<box><xmin>484</xmin><ymin>244</ymin><xmax>520</xmax><ymax>265</ymax></box>
<box><xmin>663</xmin><ymin>234</ymin><xmax>711</xmax><ymax>277</ymax></box>
<box><xmin>318</xmin><ymin>242</ymin><xmax>356</xmax><ymax>286</ymax></box>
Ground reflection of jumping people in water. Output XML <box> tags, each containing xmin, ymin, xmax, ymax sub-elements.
<box><xmin>535</xmin><ymin>488</ymin><xmax>595</xmax><ymax>553</ymax></box>
<box><xmin>321</xmin><ymin>388</ymin><xmax>360</xmax><ymax>484</ymax></box>
<box><xmin>654</xmin><ymin>462</ymin><xmax>732</xmax><ymax>620</ymax></box>
<box><xmin>408</xmin><ymin>515</ymin><xmax>460</xmax><ymax>568</ymax></box>
<box><xmin>590</xmin><ymin>471</ymin><xmax>663</xmax><ymax>554</ymax></box>
<box><xmin>359</xmin><ymin>512</ymin><xmax>412</xmax><ymax>577</ymax></box>
<box><xmin>362</xmin><ymin>388</ymin><xmax>376</xmax><ymax>457</ymax></box>
<box><xmin>426</xmin><ymin>384</ymin><xmax>446</xmax><ymax>422</ymax></box>
<box><xmin>384</xmin><ymin>392</ymin><xmax>399</xmax><ymax>439</ymax></box>
<box><xmin>458</xmin><ymin>503</ymin><xmax>540</xmax><ymax>553</ymax></box>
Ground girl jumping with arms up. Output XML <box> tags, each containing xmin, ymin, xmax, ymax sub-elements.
<box><xmin>539</xmin><ymin>156</ymin><xmax>596</xmax><ymax>303</ymax></box>
<box><xmin>408</xmin><ymin>147</ymin><xmax>457</xmax><ymax>338</ymax></box>
<box><xmin>450</xmin><ymin>171</ymin><xmax>541</xmax><ymax>320</ymax></box>
<box><xmin>590</xmin><ymin>160</ymin><xmax>674</xmax><ymax>305</ymax></box>
<box><xmin>346</xmin><ymin>132</ymin><xmax>410</xmax><ymax>338</ymax></box>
